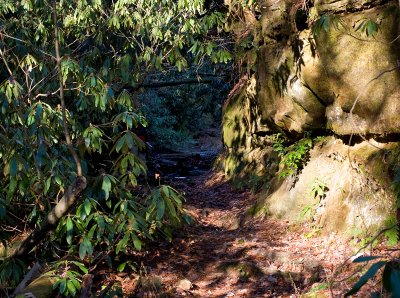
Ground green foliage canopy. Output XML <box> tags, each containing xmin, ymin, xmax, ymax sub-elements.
<box><xmin>0</xmin><ymin>0</ymin><xmax>231</xmax><ymax>290</ymax></box>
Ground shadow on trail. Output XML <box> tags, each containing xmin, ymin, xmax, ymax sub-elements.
<box><xmin>133</xmin><ymin>172</ymin><xmax>321</xmax><ymax>297</ymax></box>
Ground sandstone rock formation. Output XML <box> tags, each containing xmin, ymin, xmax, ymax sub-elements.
<box><xmin>223</xmin><ymin>0</ymin><xmax>400</xmax><ymax>234</ymax></box>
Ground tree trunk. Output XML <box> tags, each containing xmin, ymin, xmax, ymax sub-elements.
<box><xmin>12</xmin><ymin>176</ymin><xmax>87</xmax><ymax>259</ymax></box>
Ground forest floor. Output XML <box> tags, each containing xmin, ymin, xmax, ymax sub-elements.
<box><xmin>98</xmin><ymin>170</ymin><xmax>389</xmax><ymax>298</ymax></box>
<box><xmin>89</xmin><ymin>131</ymin><xmax>393</xmax><ymax>298</ymax></box>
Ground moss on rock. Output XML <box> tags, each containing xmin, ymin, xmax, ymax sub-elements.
<box><xmin>221</xmin><ymin>0</ymin><xmax>400</xmax><ymax>236</ymax></box>
<box><xmin>264</xmin><ymin>137</ymin><xmax>397</xmax><ymax>234</ymax></box>
<box><xmin>16</xmin><ymin>273</ymin><xmax>56</xmax><ymax>298</ymax></box>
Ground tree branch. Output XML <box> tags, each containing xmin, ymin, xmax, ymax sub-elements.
<box><xmin>52</xmin><ymin>0</ymin><xmax>83</xmax><ymax>177</ymax></box>
<box><xmin>132</xmin><ymin>78</ymin><xmax>214</xmax><ymax>90</ymax></box>
<box><xmin>12</xmin><ymin>176</ymin><xmax>87</xmax><ymax>259</ymax></box>
<box><xmin>9</xmin><ymin>0</ymin><xmax>90</xmax><ymax>261</ymax></box>
<box><xmin>0</xmin><ymin>46</ymin><xmax>13</xmax><ymax>76</ymax></box>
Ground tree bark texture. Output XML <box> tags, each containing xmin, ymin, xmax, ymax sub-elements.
<box><xmin>12</xmin><ymin>176</ymin><xmax>87</xmax><ymax>259</ymax></box>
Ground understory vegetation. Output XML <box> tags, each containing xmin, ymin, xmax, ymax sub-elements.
<box><xmin>1</xmin><ymin>0</ymin><xmax>400</xmax><ymax>296</ymax></box>
<box><xmin>139</xmin><ymin>64</ymin><xmax>231</xmax><ymax>151</ymax></box>
<box><xmin>0</xmin><ymin>0</ymin><xmax>255</xmax><ymax>295</ymax></box>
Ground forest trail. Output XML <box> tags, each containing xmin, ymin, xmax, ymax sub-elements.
<box><xmin>116</xmin><ymin>171</ymin><xmax>356</xmax><ymax>298</ymax></box>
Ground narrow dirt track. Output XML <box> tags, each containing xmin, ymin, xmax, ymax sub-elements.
<box><xmin>112</xmin><ymin>171</ymin><xmax>363</xmax><ymax>298</ymax></box>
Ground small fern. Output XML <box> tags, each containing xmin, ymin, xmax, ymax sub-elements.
<box><xmin>271</xmin><ymin>133</ymin><xmax>313</xmax><ymax>178</ymax></box>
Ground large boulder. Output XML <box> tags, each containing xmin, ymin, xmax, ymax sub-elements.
<box><xmin>255</xmin><ymin>0</ymin><xmax>400</xmax><ymax>135</ymax></box>
<box><xmin>265</xmin><ymin>137</ymin><xmax>397</xmax><ymax>233</ymax></box>
<box><xmin>222</xmin><ymin>0</ymin><xmax>400</xmax><ymax>234</ymax></box>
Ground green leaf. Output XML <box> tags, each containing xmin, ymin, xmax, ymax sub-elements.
<box><xmin>71</xmin><ymin>261</ymin><xmax>88</xmax><ymax>274</ymax></box>
<box><xmin>88</xmin><ymin>224</ymin><xmax>97</xmax><ymax>240</ymax></box>
<box><xmin>161</xmin><ymin>185</ymin><xmax>170</xmax><ymax>198</ymax></box>
<box><xmin>66</xmin><ymin>217</ymin><xmax>73</xmax><ymax>245</ymax></box>
<box><xmin>156</xmin><ymin>199</ymin><xmax>165</xmax><ymax>220</ymax></box>
<box><xmin>9</xmin><ymin>157</ymin><xmax>18</xmax><ymax>177</ymax></box>
<box><xmin>85</xmin><ymin>237</ymin><xmax>93</xmax><ymax>256</ymax></box>
<box><xmin>390</xmin><ymin>268</ymin><xmax>400</xmax><ymax>297</ymax></box>
<box><xmin>116</xmin><ymin>232</ymin><xmax>130</xmax><ymax>254</ymax></box>
<box><xmin>55</xmin><ymin>175</ymin><xmax>62</xmax><ymax>186</ymax></box>
<box><xmin>132</xmin><ymin>234</ymin><xmax>142</xmax><ymax>251</ymax></box>
<box><xmin>70</xmin><ymin>277</ymin><xmax>81</xmax><ymax>291</ymax></box>
<box><xmin>128</xmin><ymin>173</ymin><xmax>137</xmax><ymax>187</ymax></box>
<box><xmin>384</xmin><ymin>264</ymin><xmax>400</xmax><ymax>297</ymax></box>
<box><xmin>352</xmin><ymin>256</ymin><xmax>382</xmax><ymax>263</ymax></box>
<box><xmin>165</xmin><ymin>198</ymin><xmax>176</xmax><ymax>218</ymax></box>
<box><xmin>59</xmin><ymin>278</ymin><xmax>67</xmax><ymax>294</ymax></box>
<box><xmin>125</xmin><ymin>132</ymin><xmax>134</xmax><ymax>149</ymax></box>
<box><xmin>355</xmin><ymin>19</ymin><xmax>367</xmax><ymax>32</ymax></box>
<box><xmin>345</xmin><ymin>261</ymin><xmax>386</xmax><ymax>296</ymax></box>
<box><xmin>383</xmin><ymin>264</ymin><xmax>392</xmax><ymax>292</ymax></box>
<box><xmin>102</xmin><ymin>175</ymin><xmax>112</xmax><ymax>200</ymax></box>
<box><xmin>79</xmin><ymin>241</ymin><xmax>87</xmax><ymax>260</ymax></box>
<box><xmin>91</xmin><ymin>76</ymin><xmax>96</xmax><ymax>87</ymax></box>
<box><xmin>117</xmin><ymin>262</ymin><xmax>127</xmax><ymax>272</ymax></box>
<box><xmin>9</xmin><ymin>177</ymin><xmax>17</xmax><ymax>193</ymax></box>
<box><xmin>35</xmin><ymin>103</ymin><xmax>43</xmax><ymax>120</ymax></box>
<box><xmin>53</xmin><ymin>278</ymin><xmax>61</xmax><ymax>290</ymax></box>
<box><xmin>115</xmin><ymin>134</ymin><xmax>126</xmax><ymax>153</ymax></box>
<box><xmin>44</xmin><ymin>176</ymin><xmax>51</xmax><ymax>194</ymax></box>
<box><xmin>67</xmin><ymin>280</ymin><xmax>76</xmax><ymax>296</ymax></box>
<box><xmin>97</xmin><ymin>216</ymin><xmax>105</xmax><ymax>236</ymax></box>
<box><xmin>170</xmin><ymin>191</ymin><xmax>182</xmax><ymax>205</ymax></box>
<box><xmin>366</xmin><ymin>20</ymin><xmax>379</xmax><ymax>36</ymax></box>
<box><xmin>84</xmin><ymin>199</ymin><xmax>91</xmax><ymax>215</ymax></box>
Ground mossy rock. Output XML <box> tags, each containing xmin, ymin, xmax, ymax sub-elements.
<box><xmin>255</xmin><ymin>2</ymin><xmax>400</xmax><ymax>135</ymax></box>
<box><xmin>309</xmin><ymin>7</ymin><xmax>400</xmax><ymax>135</ymax></box>
<box><xmin>264</xmin><ymin>137</ymin><xmax>397</xmax><ymax>234</ymax></box>
<box><xmin>139</xmin><ymin>275</ymin><xmax>162</xmax><ymax>291</ymax></box>
<box><xmin>222</xmin><ymin>0</ymin><xmax>400</xmax><ymax>237</ymax></box>
<box><xmin>315</xmin><ymin>0</ymin><xmax>388</xmax><ymax>14</ymax></box>
<box><xmin>222</xmin><ymin>76</ymin><xmax>256</xmax><ymax>150</ymax></box>
<box><xmin>16</xmin><ymin>274</ymin><xmax>56</xmax><ymax>298</ymax></box>
<box><xmin>0</xmin><ymin>236</ymin><xmax>26</xmax><ymax>258</ymax></box>
<box><xmin>217</xmin><ymin>260</ymin><xmax>263</xmax><ymax>280</ymax></box>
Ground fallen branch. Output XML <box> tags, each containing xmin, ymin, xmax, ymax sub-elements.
<box><xmin>139</xmin><ymin>78</ymin><xmax>214</xmax><ymax>89</ymax></box>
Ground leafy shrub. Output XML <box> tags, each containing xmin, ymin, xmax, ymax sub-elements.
<box><xmin>302</xmin><ymin>178</ymin><xmax>329</xmax><ymax>221</ymax></box>
<box><xmin>271</xmin><ymin>133</ymin><xmax>313</xmax><ymax>178</ymax></box>
<box><xmin>345</xmin><ymin>255</ymin><xmax>400</xmax><ymax>297</ymax></box>
<box><xmin>0</xmin><ymin>258</ymin><xmax>26</xmax><ymax>288</ymax></box>
<box><xmin>52</xmin><ymin>261</ymin><xmax>88</xmax><ymax>297</ymax></box>
<box><xmin>53</xmin><ymin>185</ymin><xmax>187</xmax><ymax>260</ymax></box>
<box><xmin>140</xmin><ymin>71</ymin><xmax>230</xmax><ymax>151</ymax></box>
<box><xmin>0</xmin><ymin>0</ymin><xmax>230</xmax><ymax>295</ymax></box>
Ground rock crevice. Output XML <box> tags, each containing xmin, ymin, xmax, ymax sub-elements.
<box><xmin>222</xmin><ymin>0</ymin><xmax>400</xmax><ymax>234</ymax></box>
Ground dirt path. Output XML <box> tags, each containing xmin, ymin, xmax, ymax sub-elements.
<box><xmin>112</xmin><ymin>171</ymin><xmax>362</xmax><ymax>298</ymax></box>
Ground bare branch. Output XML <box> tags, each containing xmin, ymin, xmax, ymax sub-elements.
<box><xmin>0</xmin><ymin>47</ymin><xmax>13</xmax><ymax>76</ymax></box>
